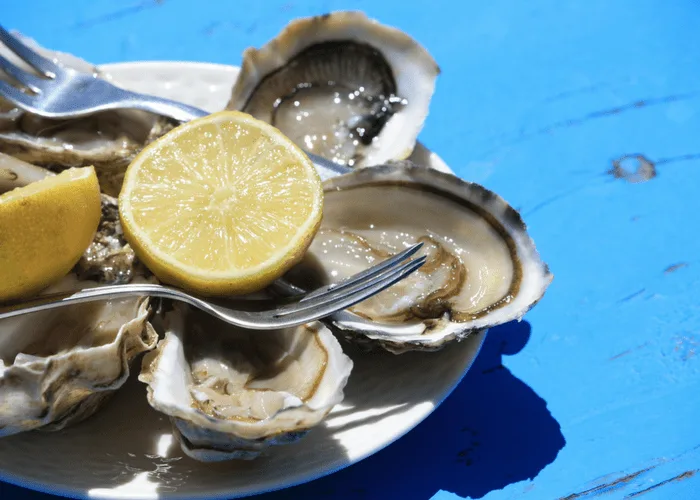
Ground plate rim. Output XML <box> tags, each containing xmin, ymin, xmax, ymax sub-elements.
<box><xmin>0</xmin><ymin>60</ymin><xmax>485</xmax><ymax>500</ymax></box>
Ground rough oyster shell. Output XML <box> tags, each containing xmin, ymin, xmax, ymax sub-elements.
<box><xmin>139</xmin><ymin>305</ymin><xmax>353</xmax><ymax>461</ymax></box>
<box><xmin>227</xmin><ymin>11</ymin><xmax>439</xmax><ymax>168</ymax></box>
<box><xmin>0</xmin><ymin>33</ymin><xmax>175</xmax><ymax>196</ymax></box>
<box><xmin>0</xmin><ymin>276</ymin><xmax>157</xmax><ymax>436</ymax></box>
<box><xmin>75</xmin><ymin>193</ymin><xmax>149</xmax><ymax>285</ymax></box>
<box><xmin>283</xmin><ymin>162</ymin><xmax>553</xmax><ymax>354</ymax></box>
<box><xmin>0</xmin><ymin>151</ymin><xmax>53</xmax><ymax>192</ymax></box>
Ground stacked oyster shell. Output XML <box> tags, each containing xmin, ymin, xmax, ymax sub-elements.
<box><xmin>0</xmin><ymin>10</ymin><xmax>552</xmax><ymax>462</ymax></box>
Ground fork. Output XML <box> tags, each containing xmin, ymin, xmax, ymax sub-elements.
<box><xmin>0</xmin><ymin>243</ymin><xmax>426</xmax><ymax>329</ymax></box>
<box><xmin>0</xmin><ymin>26</ymin><xmax>418</xmax><ymax>330</ymax></box>
<box><xmin>0</xmin><ymin>25</ymin><xmax>352</xmax><ymax>181</ymax></box>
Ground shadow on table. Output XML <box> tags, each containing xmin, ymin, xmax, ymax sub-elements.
<box><xmin>0</xmin><ymin>482</ymin><xmax>47</xmax><ymax>499</ymax></box>
<box><xmin>261</xmin><ymin>320</ymin><xmax>566</xmax><ymax>500</ymax></box>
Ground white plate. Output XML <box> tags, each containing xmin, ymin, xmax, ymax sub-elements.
<box><xmin>0</xmin><ymin>61</ymin><xmax>485</xmax><ymax>500</ymax></box>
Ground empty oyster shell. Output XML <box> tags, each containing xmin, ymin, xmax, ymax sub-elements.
<box><xmin>0</xmin><ymin>33</ymin><xmax>175</xmax><ymax>196</ymax></box>
<box><xmin>227</xmin><ymin>11</ymin><xmax>439</xmax><ymax>168</ymax></box>
<box><xmin>283</xmin><ymin>162</ymin><xmax>553</xmax><ymax>354</ymax></box>
<box><xmin>139</xmin><ymin>305</ymin><xmax>353</xmax><ymax>461</ymax></box>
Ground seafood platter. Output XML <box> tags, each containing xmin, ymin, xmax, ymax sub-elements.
<box><xmin>0</xmin><ymin>10</ymin><xmax>552</xmax><ymax>497</ymax></box>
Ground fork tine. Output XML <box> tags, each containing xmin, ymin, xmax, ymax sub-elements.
<box><xmin>0</xmin><ymin>80</ymin><xmax>36</xmax><ymax>110</ymax></box>
<box><xmin>275</xmin><ymin>255</ymin><xmax>427</xmax><ymax>318</ymax></box>
<box><xmin>0</xmin><ymin>54</ymin><xmax>44</xmax><ymax>92</ymax></box>
<box><xmin>299</xmin><ymin>242</ymin><xmax>424</xmax><ymax>302</ymax></box>
<box><xmin>0</xmin><ymin>26</ymin><xmax>58</xmax><ymax>77</ymax></box>
<box><xmin>277</xmin><ymin>256</ymin><xmax>427</xmax><ymax>325</ymax></box>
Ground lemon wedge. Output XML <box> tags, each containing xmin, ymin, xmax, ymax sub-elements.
<box><xmin>118</xmin><ymin>110</ymin><xmax>323</xmax><ymax>296</ymax></box>
<box><xmin>0</xmin><ymin>166</ymin><xmax>101</xmax><ymax>302</ymax></box>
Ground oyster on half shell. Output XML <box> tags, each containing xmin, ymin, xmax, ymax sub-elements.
<box><xmin>0</xmin><ymin>278</ymin><xmax>155</xmax><ymax>436</ymax></box>
<box><xmin>139</xmin><ymin>305</ymin><xmax>353</xmax><ymax>461</ymax></box>
<box><xmin>0</xmin><ymin>34</ymin><xmax>175</xmax><ymax>196</ymax></box>
<box><xmin>227</xmin><ymin>11</ymin><xmax>439</xmax><ymax>168</ymax></box>
<box><xmin>0</xmin><ymin>167</ymin><xmax>157</xmax><ymax>436</ymax></box>
<box><xmin>283</xmin><ymin>162</ymin><xmax>553</xmax><ymax>354</ymax></box>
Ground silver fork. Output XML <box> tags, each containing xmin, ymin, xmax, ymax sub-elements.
<box><xmin>0</xmin><ymin>243</ymin><xmax>425</xmax><ymax>329</ymax></box>
<box><xmin>0</xmin><ymin>25</ymin><xmax>351</xmax><ymax>181</ymax></box>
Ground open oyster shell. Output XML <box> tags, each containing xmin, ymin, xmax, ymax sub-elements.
<box><xmin>227</xmin><ymin>11</ymin><xmax>439</xmax><ymax>168</ymax></box>
<box><xmin>283</xmin><ymin>162</ymin><xmax>553</xmax><ymax>354</ymax></box>
<box><xmin>0</xmin><ymin>276</ymin><xmax>156</xmax><ymax>437</ymax></box>
<box><xmin>0</xmin><ymin>34</ymin><xmax>175</xmax><ymax>196</ymax></box>
<box><xmin>0</xmin><ymin>170</ymin><xmax>157</xmax><ymax>436</ymax></box>
<box><xmin>139</xmin><ymin>305</ymin><xmax>353</xmax><ymax>462</ymax></box>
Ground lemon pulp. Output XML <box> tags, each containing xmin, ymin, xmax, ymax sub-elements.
<box><xmin>118</xmin><ymin>111</ymin><xmax>323</xmax><ymax>296</ymax></box>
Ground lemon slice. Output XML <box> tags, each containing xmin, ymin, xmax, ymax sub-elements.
<box><xmin>0</xmin><ymin>166</ymin><xmax>101</xmax><ymax>302</ymax></box>
<box><xmin>118</xmin><ymin>110</ymin><xmax>323</xmax><ymax>296</ymax></box>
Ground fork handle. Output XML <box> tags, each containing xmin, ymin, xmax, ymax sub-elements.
<box><xmin>117</xmin><ymin>92</ymin><xmax>210</xmax><ymax>122</ymax></box>
<box><xmin>0</xmin><ymin>284</ymin><xmax>183</xmax><ymax>320</ymax></box>
<box><xmin>120</xmin><ymin>92</ymin><xmax>352</xmax><ymax>181</ymax></box>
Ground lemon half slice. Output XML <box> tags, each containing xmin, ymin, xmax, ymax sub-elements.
<box><xmin>118</xmin><ymin>111</ymin><xmax>323</xmax><ymax>296</ymax></box>
<box><xmin>0</xmin><ymin>166</ymin><xmax>101</xmax><ymax>302</ymax></box>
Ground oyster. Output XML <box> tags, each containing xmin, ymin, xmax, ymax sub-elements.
<box><xmin>0</xmin><ymin>33</ymin><xmax>175</xmax><ymax>196</ymax></box>
<box><xmin>0</xmin><ymin>166</ymin><xmax>157</xmax><ymax>436</ymax></box>
<box><xmin>0</xmin><ymin>278</ymin><xmax>155</xmax><ymax>436</ymax></box>
<box><xmin>0</xmin><ymin>151</ymin><xmax>53</xmax><ymax>192</ymax></box>
<box><xmin>227</xmin><ymin>11</ymin><xmax>439</xmax><ymax>168</ymax></box>
<box><xmin>283</xmin><ymin>162</ymin><xmax>553</xmax><ymax>354</ymax></box>
<box><xmin>139</xmin><ymin>305</ymin><xmax>353</xmax><ymax>461</ymax></box>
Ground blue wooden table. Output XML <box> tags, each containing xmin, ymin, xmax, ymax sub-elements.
<box><xmin>2</xmin><ymin>1</ymin><xmax>699</xmax><ymax>499</ymax></box>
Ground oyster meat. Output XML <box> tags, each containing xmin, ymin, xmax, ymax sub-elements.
<box><xmin>0</xmin><ymin>165</ymin><xmax>157</xmax><ymax>436</ymax></box>
<box><xmin>139</xmin><ymin>305</ymin><xmax>353</xmax><ymax>461</ymax></box>
<box><xmin>0</xmin><ymin>33</ymin><xmax>175</xmax><ymax>196</ymax></box>
<box><xmin>284</xmin><ymin>162</ymin><xmax>553</xmax><ymax>353</ymax></box>
<box><xmin>227</xmin><ymin>11</ymin><xmax>439</xmax><ymax>168</ymax></box>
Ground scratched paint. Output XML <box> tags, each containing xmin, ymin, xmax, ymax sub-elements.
<box><xmin>2</xmin><ymin>0</ymin><xmax>700</xmax><ymax>499</ymax></box>
<box><xmin>627</xmin><ymin>470</ymin><xmax>697</xmax><ymax>498</ymax></box>
<box><xmin>608</xmin><ymin>155</ymin><xmax>656</xmax><ymax>183</ymax></box>
<box><xmin>664</xmin><ymin>263</ymin><xmax>689</xmax><ymax>274</ymax></box>
<box><xmin>559</xmin><ymin>467</ymin><xmax>655</xmax><ymax>499</ymax></box>
<box><xmin>556</xmin><ymin>445</ymin><xmax>700</xmax><ymax>499</ymax></box>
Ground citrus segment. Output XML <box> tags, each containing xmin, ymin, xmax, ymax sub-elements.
<box><xmin>118</xmin><ymin>111</ymin><xmax>323</xmax><ymax>296</ymax></box>
<box><xmin>0</xmin><ymin>166</ymin><xmax>101</xmax><ymax>302</ymax></box>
